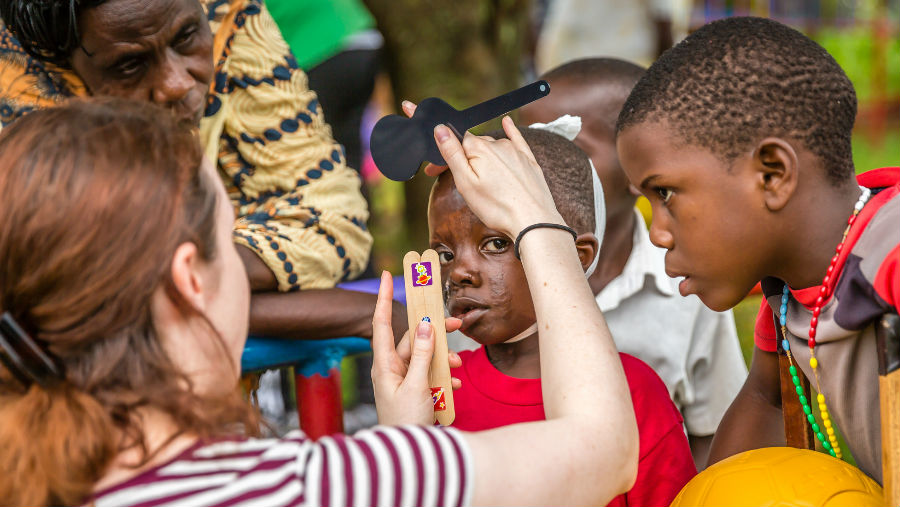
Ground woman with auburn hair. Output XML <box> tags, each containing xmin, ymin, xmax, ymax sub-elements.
<box><xmin>0</xmin><ymin>100</ymin><xmax>638</xmax><ymax>507</ymax></box>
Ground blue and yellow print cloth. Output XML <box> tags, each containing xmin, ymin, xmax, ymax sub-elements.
<box><xmin>0</xmin><ymin>0</ymin><xmax>372</xmax><ymax>292</ymax></box>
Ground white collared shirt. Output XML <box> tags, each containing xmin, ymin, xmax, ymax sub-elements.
<box><xmin>596</xmin><ymin>209</ymin><xmax>748</xmax><ymax>436</ymax></box>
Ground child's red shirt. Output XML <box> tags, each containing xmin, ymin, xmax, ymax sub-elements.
<box><xmin>451</xmin><ymin>347</ymin><xmax>696</xmax><ymax>507</ymax></box>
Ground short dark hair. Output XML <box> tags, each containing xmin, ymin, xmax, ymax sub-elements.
<box><xmin>487</xmin><ymin>127</ymin><xmax>595</xmax><ymax>234</ymax></box>
<box><xmin>543</xmin><ymin>57</ymin><xmax>645</xmax><ymax>95</ymax></box>
<box><xmin>616</xmin><ymin>17</ymin><xmax>857</xmax><ymax>185</ymax></box>
<box><xmin>542</xmin><ymin>58</ymin><xmax>646</xmax><ymax>136</ymax></box>
<box><xmin>1</xmin><ymin>0</ymin><xmax>107</xmax><ymax>67</ymax></box>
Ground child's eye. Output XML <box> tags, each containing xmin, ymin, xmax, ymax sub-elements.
<box><xmin>483</xmin><ymin>238</ymin><xmax>509</xmax><ymax>252</ymax></box>
<box><xmin>655</xmin><ymin>187</ymin><xmax>674</xmax><ymax>204</ymax></box>
<box><xmin>437</xmin><ymin>250</ymin><xmax>454</xmax><ymax>264</ymax></box>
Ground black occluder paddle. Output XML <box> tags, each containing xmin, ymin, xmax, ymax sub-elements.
<box><xmin>370</xmin><ymin>81</ymin><xmax>550</xmax><ymax>181</ymax></box>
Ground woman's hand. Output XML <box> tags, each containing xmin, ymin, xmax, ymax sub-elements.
<box><xmin>436</xmin><ymin>117</ymin><xmax>565</xmax><ymax>239</ymax></box>
<box><xmin>371</xmin><ymin>271</ymin><xmax>462</xmax><ymax>426</ymax></box>
<box><xmin>401</xmin><ymin>100</ymin><xmax>564</xmax><ymax>239</ymax></box>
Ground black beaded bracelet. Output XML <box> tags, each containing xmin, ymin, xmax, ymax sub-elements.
<box><xmin>513</xmin><ymin>223</ymin><xmax>578</xmax><ymax>260</ymax></box>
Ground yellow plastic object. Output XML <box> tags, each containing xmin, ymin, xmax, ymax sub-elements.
<box><xmin>670</xmin><ymin>447</ymin><xmax>884</xmax><ymax>507</ymax></box>
<box><xmin>636</xmin><ymin>196</ymin><xmax>652</xmax><ymax>226</ymax></box>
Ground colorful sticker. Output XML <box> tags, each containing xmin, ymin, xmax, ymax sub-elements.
<box><xmin>411</xmin><ymin>262</ymin><xmax>433</xmax><ymax>287</ymax></box>
<box><xmin>431</xmin><ymin>387</ymin><xmax>447</xmax><ymax>411</ymax></box>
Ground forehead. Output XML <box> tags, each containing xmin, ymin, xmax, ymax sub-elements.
<box><xmin>616</xmin><ymin>120</ymin><xmax>725</xmax><ymax>185</ymax></box>
<box><xmin>428</xmin><ymin>175</ymin><xmax>483</xmax><ymax>230</ymax></box>
<box><xmin>80</xmin><ymin>0</ymin><xmax>201</xmax><ymax>42</ymax></box>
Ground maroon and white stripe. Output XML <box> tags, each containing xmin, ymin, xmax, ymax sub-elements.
<box><xmin>92</xmin><ymin>426</ymin><xmax>472</xmax><ymax>507</ymax></box>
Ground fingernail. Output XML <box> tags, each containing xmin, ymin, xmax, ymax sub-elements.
<box><xmin>416</xmin><ymin>320</ymin><xmax>432</xmax><ymax>338</ymax></box>
<box><xmin>401</xmin><ymin>100</ymin><xmax>412</xmax><ymax>109</ymax></box>
<box><xmin>434</xmin><ymin>124</ymin><xmax>451</xmax><ymax>142</ymax></box>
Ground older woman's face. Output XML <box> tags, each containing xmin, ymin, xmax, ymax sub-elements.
<box><xmin>70</xmin><ymin>0</ymin><xmax>214</xmax><ymax>126</ymax></box>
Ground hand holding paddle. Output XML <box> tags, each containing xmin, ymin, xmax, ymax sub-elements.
<box><xmin>370</xmin><ymin>81</ymin><xmax>550</xmax><ymax>181</ymax></box>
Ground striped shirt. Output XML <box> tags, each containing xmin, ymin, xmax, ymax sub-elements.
<box><xmin>90</xmin><ymin>426</ymin><xmax>472</xmax><ymax>507</ymax></box>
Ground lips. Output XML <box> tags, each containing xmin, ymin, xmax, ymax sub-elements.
<box><xmin>664</xmin><ymin>266</ymin><xmax>695</xmax><ymax>297</ymax></box>
<box><xmin>447</xmin><ymin>295</ymin><xmax>489</xmax><ymax>331</ymax></box>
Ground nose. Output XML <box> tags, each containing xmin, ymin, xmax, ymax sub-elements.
<box><xmin>448</xmin><ymin>251</ymin><xmax>481</xmax><ymax>288</ymax></box>
<box><xmin>151</xmin><ymin>52</ymin><xmax>195</xmax><ymax>109</ymax></box>
<box><xmin>648</xmin><ymin>211</ymin><xmax>675</xmax><ymax>250</ymax></box>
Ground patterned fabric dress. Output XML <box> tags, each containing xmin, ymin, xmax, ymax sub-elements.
<box><xmin>0</xmin><ymin>0</ymin><xmax>372</xmax><ymax>291</ymax></box>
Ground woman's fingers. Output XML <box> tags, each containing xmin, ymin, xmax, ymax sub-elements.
<box><xmin>370</xmin><ymin>272</ymin><xmax>399</xmax><ymax>376</ymax></box>
<box><xmin>397</xmin><ymin>320</ymin><xmax>460</xmax><ymax>368</ymax></box>
<box><xmin>435</xmin><ymin>126</ymin><xmax>477</xmax><ymax>179</ymax></box>
<box><xmin>448</xmin><ymin>350</ymin><xmax>462</xmax><ymax>369</ymax></box>
<box><xmin>395</xmin><ymin>330</ymin><xmax>411</xmax><ymax>363</ymax></box>
<box><xmin>451</xmin><ymin>377</ymin><xmax>462</xmax><ymax>390</ymax></box>
<box><xmin>401</xmin><ymin>100</ymin><xmax>417</xmax><ymax>118</ymax></box>
<box><xmin>445</xmin><ymin>317</ymin><xmax>462</xmax><ymax>333</ymax></box>
<box><xmin>403</xmin><ymin>321</ymin><xmax>435</xmax><ymax>388</ymax></box>
<box><xmin>501</xmin><ymin>115</ymin><xmax>538</xmax><ymax>165</ymax></box>
<box><xmin>423</xmin><ymin>163</ymin><xmax>448</xmax><ymax>177</ymax></box>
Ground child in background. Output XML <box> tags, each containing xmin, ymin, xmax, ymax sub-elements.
<box><xmin>519</xmin><ymin>57</ymin><xmax>747</xmax><ymax>470</ymax></box>
<box><xmin>614</xmin><ymin>16</ymin><xmax>898</xmax><ymax>483</ymax></box>
<box><xmin>431</xmin><ymin>127</ymin><xmax>697</xmax><ymax>506</ymax></box>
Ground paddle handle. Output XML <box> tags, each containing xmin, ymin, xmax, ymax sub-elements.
<box><xmin>454</xmin><ymin>80</ymin><xmax>550</xmax><ymax>134</ymax></box>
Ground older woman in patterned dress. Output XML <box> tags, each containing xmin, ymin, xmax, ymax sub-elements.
<box><xmin>0</xmin><ymin>0</ymin><xmax>408</xmax><ymax>343</ymax></box>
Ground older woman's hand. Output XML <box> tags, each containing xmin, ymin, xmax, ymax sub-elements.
<box><xmin>370</xmin><ymin>271</ymin><xmax>462</xmax><ymax>426</ymax></box>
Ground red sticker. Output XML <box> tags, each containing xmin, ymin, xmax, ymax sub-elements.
<box><xmin>430</xmin><ymin>387</ymin><xmax>446</xmax><ymax>411</ymax></box>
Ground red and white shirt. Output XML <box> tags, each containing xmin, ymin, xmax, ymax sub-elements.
<box><xmin>90</xmin><ymin>425</ymin><xmax>472</xmax><ymax>507</ymax></box>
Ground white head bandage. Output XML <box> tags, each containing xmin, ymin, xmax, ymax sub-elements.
<box><xmin>502</xmin><ymin>115</ymin><xmax>606</xmax><ymax>343</ymax></box>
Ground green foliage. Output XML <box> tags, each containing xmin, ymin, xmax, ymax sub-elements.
<box><xmin>815</xmin><ymin>27</ymin><xmax>900</xmax><ymax>104</ymax></box>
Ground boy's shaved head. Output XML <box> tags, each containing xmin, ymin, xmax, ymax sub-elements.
<box><xmin>617</xmin><ymin>16</ymin><xmax>856</xmax><ymax>185</ymax></box>
<box><xmin>541</xmin><ymin>58</ymin><xmax>645</xmax><ymax>136</ymax></box>
<box><xmin>485</xmin><ymin>127</ymin><xmax>595</xmax><ymax>234</ymax></box>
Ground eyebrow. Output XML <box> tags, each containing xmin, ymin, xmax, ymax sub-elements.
<box><xmin>639</xmin><ymin>174</ymin><xmax>660</xmax><ymax>190</ymax></box>
<box><xmin>81</xmin><ymin>10</ymin><xmax>200</xmax><ymax>62</ymax></box>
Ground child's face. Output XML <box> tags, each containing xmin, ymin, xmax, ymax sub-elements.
<box><xmin>617</xmin><ymin>121</ymin><xmax>770</xmax><ymax>311</ymax></box>
<box><xmin>428</xmin><ymin>175</ymin><xmax>536</xmax><ymax>343</ymax></box>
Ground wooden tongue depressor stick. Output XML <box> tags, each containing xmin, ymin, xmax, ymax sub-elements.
<box><xmin>402</xmin><ymin>250</ymin><xmax>455</xmax><ymax>425</ymax></box>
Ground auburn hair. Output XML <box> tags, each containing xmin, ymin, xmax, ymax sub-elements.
<box><xmin>0</xmin><ymin>98</ymin><xmax>260</xmax><ymax>506</ymax></box>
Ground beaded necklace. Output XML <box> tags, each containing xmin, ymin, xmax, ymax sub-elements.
<box><xmin>779</xmin><ymin>185</ymin><xmax>871</xmax><ymax>459</ymax></box>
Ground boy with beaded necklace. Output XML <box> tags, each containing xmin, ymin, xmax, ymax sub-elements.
<box><xmin>615</xmin><ymin>16</ymin><xmax>898</xmax><ymax>483</ymax></box>
<box><xmin>519</xmin><ymin>58</ymin><xmax>748</xmax><ymax>471</ymax></box>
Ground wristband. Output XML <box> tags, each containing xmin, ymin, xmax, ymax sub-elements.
<box><xmin>513</xmin><ymin>223</ymin><xmax>578</xmax><ymax>260</ymax></box>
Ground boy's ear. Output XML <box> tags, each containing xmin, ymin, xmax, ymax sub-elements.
<box><xmin>575</xmin><ymin>233</ymin><xmax>600</xmax><ymax>272</ymax></box>
<box><xmin>754</xmin><ymin>138</ymin><xmax>799</xmax><ymax>212</ymax></box>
